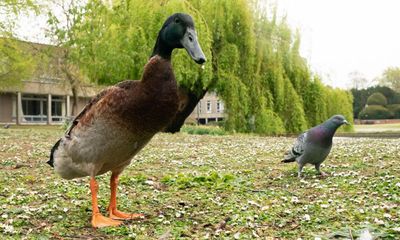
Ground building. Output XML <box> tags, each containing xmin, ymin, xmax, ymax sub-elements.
<box><xmin>187</xmin><ymin>92</ymin><xmax>226</xmax><ymax>124</ymax></box>
<box><xmin>0</xmin><ymin>40</ymin><xmax>99</xmax><ymax>125</ymax></box>
<box><xmin>0</xmin><ymin>80</ymin><xmax>98</xmax><ymax>125</ymax></box>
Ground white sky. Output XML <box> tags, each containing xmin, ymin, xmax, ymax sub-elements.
<box><xmin>10</xmin><ymin>0</ymin><xmax>400</xmax><ymax>89</ymax></box>
<box><xmin>271</xmin><ymin>0</ymin><xmax>400</xmax><ymax>89</ymax></box>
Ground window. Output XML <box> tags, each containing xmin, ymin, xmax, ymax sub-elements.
<box><xmin>22</xmin><ymin>95</ymin><xmax>48</xmax><ymax>122</ymax></box>
<box><xmin>21</xmin><ymin>94</ymin><xmax>64</xmax><ymax>122</ymax></box>
<box><xmin>51</xmin><ymin>96</ymin><xmax>63</xmax><ymax>122</ymax></box>
<box><xmin>216</xmin><ymin>100</ymin><xmax>224</xmax><ymax>113</ymax></box>
<box><xmin>206</xmin><ymin>100</ymin><xmax>211</xmax><ymax>113</ymax></box>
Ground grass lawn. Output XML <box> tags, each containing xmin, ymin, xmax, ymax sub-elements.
<box><xmin>0</xmin><ymin>127</ymin><xmax>399</xmax><ymax>239</ymax></box>
<box><xmin>354</xmin><ymin>123</ymin><xmax>400</xmax><ymax>133</ymax></box>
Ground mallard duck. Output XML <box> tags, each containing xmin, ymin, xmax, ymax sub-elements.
<box><xmin>47</xmin><ymin>13</ymin><xmax>206</xmax><ymax>228</ymax></box>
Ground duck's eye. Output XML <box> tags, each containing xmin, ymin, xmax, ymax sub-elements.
<box><xmin>174</xmin><ymin>18</ymin><xmax>180</xmax><ymax>23</ymax></box>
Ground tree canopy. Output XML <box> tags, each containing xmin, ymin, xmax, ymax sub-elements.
<box><xmin>0</xmin><ymin>0</ymin><xmax>39</xmax><ymax>90</ymax></box>
<box><xmin>351</xmin><ymin>85</ymin><xmax>400</xmax><ymax>119</ymax></box>
<box><xmin>379</xmin><ymin>67</ymin><xmax>400</xmax><ymax>92</ymax></box>
<box><xmin>366</xmin><ymin>92</ymin><xmax>387</xmax><ymax>106</ymax></box>
<box><xmin>46</xmin><ymin>0</ymin><xmax>354</xmax><ymax>134</ymax></box>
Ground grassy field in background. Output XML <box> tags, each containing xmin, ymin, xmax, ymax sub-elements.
<box><xmin>0</xmin><ymin>127</ymin><xmax>399</xmax><ymax>239</ymax></box>
<box><xmin>353</xmin><ymin>123</ymin><xmax>400</xmax><ymax>133</ymax></box>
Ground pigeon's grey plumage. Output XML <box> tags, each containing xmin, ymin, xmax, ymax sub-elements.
<box><xmin>282</xmin><ymin>115</ymin><xmax>349</xmax><ymax>177</ymax></box>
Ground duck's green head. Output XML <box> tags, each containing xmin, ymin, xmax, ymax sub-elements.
<box><xmin>152</xmin><ymin>13</ymin><xmax>206</xmax><ymax>64</ymax></box>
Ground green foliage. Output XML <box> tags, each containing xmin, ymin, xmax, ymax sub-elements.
<box><xmin>0</xmin><ymin>39</ymin><xmax>37</xmax><ymax>90</ymax></box>
<box><xmin>253</xmin><ymin>108</ymin><xmax>285</xmax><ymax>135</ymax></box>
<box><xmin>303</xmin><ymin>76</ymin><xmax>328</xmax><ymax>127</ymax></box>
<box><xmin>0</xmin><ymin>1</ymin><xmax>39</xmax><ymax>90</ymax></box>
<box><xmin>366</xmin><ymin>92</ymin><xmax>387</xmax><ymax>106</ymax></box>
<box><xmin>359</xmin><ymin>105</ymin><xmax>392</xmax><ymax>119</ymax></box>
<box><xmin>65</xmin><ymin>0</ymin><xmax>213</xmax><ymax>88</ymax></box>
<box><xmin>387</xmin><ymin>104</ymin><xmax>400</xmax><ymax>118</ymax></box>
<box><xmin>323</xmin><ymin>87</ymin><xmax>354</xmax><ymax>131</ymax></box>
<box><xmin>351</xmin><ymin>85</ymin><xmax>400</xmax><ymax>119</ymax></box>
<box><xmin>51</xmin><ymin>0</ymin><xmax>353</xmax><ymax>134</ymax></box>
<box><xmin>281</xmin><ymin>77</ymin><xmax>308</xmax><ymax>133</ymax></box>
<box><xmin>181</xmin><ymin>125</ymin><xmax>226</xmax><ymax>136</ymax></box>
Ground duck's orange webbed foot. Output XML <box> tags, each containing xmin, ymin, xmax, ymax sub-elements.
<box><xmin>92</xmin><ymin>213</ymin><xmax>122</xmax><ymax>228</ymax></box>
<box><xmin>108</xmin><ymin>208</ymin><xmax>144</xmax><ymax>220</ymax></box>
<box><xmin>90</xmin><ymin>177</ymin><xmax>123</xmax><ymax>228</ymax></box>
<box><xmin>108</xmin><ymin>173</ymin><xmax>145</xmax><ymax>220</ymax></box>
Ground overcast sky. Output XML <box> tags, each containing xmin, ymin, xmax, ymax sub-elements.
<box><xmin>270</xmin><ymin>0</ymin><xmax>400</xmax><ymax>89</ymax></box>
<box><xmin>12</xmin><ymin>0</ymin><xmax>400</xmax><ymax>89</ymax></box>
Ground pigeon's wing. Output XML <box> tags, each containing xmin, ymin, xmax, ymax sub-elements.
<box><xmin>282</xmin><ymin>132</ymin><xmax>307</xmax><ymax>162</ymax></box>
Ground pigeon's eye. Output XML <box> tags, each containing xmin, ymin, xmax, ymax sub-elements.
<box><xmin>174</xmin><ymin>18</ymin><xmax>180</xmax><ymax>24</ymax></box>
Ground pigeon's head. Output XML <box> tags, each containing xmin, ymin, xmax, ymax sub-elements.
<box><xmin>329</xmin><ymin>115</ymin><xmax>350</xmax><ymax>127</ymax></box>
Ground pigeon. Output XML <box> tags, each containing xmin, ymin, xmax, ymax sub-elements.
<box><xmin>282</xmin><ymin>115</ymin><xmax>349</xmax><ymax>177</ymax></box>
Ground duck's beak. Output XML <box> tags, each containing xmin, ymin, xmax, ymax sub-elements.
<box><xmin>343</xmin><ymin>120</ymin><xmax>350</xmax><ymax>125</ymax></box>
<box><xmin>181</xmin><ymin>28</ymin><xmax>206</xmax><ymax>64</ymax></box>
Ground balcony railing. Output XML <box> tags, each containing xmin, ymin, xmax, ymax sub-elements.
<box><xmin>12</xmin><ymin>115</ymin><xmax>65</xmax><ymax>123</ymax></box>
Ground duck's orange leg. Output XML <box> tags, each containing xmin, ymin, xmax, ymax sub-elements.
<box><xmin>108</xmin><ymin>172</ymin><xmax>144</xmax><ymax>220</ymax></box>
<box><xmin>90</xmin><ymin>177</ymin><xmax>122</xmax><ymax>227</ymax></box>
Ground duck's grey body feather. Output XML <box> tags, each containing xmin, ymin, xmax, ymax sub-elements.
<box><xmin>53</xmin><ymin>119</ymin><xmax>150</xmax><ymax>179</ymax></box>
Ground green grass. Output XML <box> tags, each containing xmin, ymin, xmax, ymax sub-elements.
<box><xmin>354</xmin><ymin>123</ymin><xmax>400</xmax><ymax>133</ymax></box>
<box><xmin>0</xmin><ymin>127</ymin><xmax>399</xmax><ymax>239</ymax></box>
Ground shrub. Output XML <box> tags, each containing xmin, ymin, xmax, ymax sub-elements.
<box><xmin>181</xmin><ymin>125</ymin><xmax>227</xmax><ymax>135</ymax></box>
<box><xmin>366</xmin><ymin>92</ymin><xmax>387</xmax><ymax>106</ymax></box>
<box><xmin>358</xmin><ymin>105</ymin><xmax>392</xmax><ymax>119</ymax></box>
<box><xmin>387</xmin><ymin>104</ymin><xmax>400</xmax><ymax>119</ymax></box>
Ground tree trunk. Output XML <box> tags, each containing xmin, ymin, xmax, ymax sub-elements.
<box><xmin>70</xmin><ymin>85</ymin><xmax>79</xmax><ymax>115</ymax></box>
<box><xmin>63</xmin><ymin>66</ymin><xmax>79</xmax><ymax>116</ymax></box>
<box><xmin>60</xmin><ymin>49</ymin><xmax>80</xmax><ymax>116</ymax></box>
<box><xmin>164</xmin><ymin>86</ymin><xmax>208</xmax><ymax>133</ymax></box>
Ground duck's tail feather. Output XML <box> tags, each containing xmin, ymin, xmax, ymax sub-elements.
<box><xmin>281</xmin><ymin>157</ymin><xmax>296</xmax><ymax>163</ymax></box>
<box><xmin>48</xmin><ymin>139</ymin><xmax>61</xmax><ymax>168</ymax></box>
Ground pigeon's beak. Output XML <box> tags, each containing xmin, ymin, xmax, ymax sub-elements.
<box><xmin>343</xmin><ymin>120</ymin><xmax>350</xmax><ymax>125</ymax></box>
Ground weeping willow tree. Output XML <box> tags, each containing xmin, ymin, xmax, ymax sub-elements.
<box><xmin>51</xmin><ymin>0</ymin><xmax>353</xmax><ymax>134</ymax></box>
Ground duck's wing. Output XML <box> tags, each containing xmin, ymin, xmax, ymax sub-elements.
<box><xmin>282</xmin><ymin>131</ymin><xmax>307</xmax><ymax>162</ymax></box>
<box><xmin>65</xmin><ymin>88</ymin><xmax>111</xmax><ymax>137</ymax></box>
<box><xmin>65</xmin><ymin>80</ymin><xmax>138</xmax><ymax>137</ymax></box>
